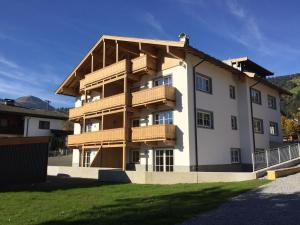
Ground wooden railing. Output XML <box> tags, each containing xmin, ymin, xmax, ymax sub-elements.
<box><xmin>68</xmin><ymin>128</ymin><xmax>125</xmax><ymax>145</ymax></box>
<box><xmin>80</xmin><ymin>59</ymin><xmax>130</xmax><ymax>90</ymax></box>
<box><xmin>132</xmin><ymin>54</ymin><xmax>156</xmax><ymax>74</ymax></box>
<box><xmin>69</xmin><ymin>93</ymin><xmax>126</xmax><ymax>119</ymax></box>
<box><xmin>132</xmin><ymin>85</ymin><xmax>176</xmax><ymax>107</ymax></box>
<box><xmin>131</xmin><ymin>124</ymin><xmax>176</xmax><ymax>142</ymax></box>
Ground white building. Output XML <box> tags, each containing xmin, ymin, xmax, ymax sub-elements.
<box><xmin>0</xmin><ymin>101</ymin><xmax>68</xmax><ymax>138</ymax></box>
<box><xmin>56</xmin><ymin>34</ymin><xmax>290</xmax><ymax>172</ymax></box>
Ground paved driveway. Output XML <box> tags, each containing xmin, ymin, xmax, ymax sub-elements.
<box><xmin>180</xmin><ymin>173</ymin><xmax>300</xmax><ymax>225</ymax></box>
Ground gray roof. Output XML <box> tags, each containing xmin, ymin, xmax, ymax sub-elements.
<box><xmin>0</xmin><ymin>103</ymin><xmax>68</xmax><ymax>120</ymax></box>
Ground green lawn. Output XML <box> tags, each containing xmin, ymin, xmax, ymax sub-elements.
<box><xmin>0</xmin><ymin>177</ymin><xmax>269</xmax><ymax>225</ymax></box>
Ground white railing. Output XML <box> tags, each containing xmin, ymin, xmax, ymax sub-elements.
<box><xmin>253</xmin><ymin>143</ymin><xmax>300</xmax><ymax>171</ymax></box>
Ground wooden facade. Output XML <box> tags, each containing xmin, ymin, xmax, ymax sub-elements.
<box><xmin>57</xmin><ymin>35</ymin><xmax>183</xmax><ymax>170</ymax></box>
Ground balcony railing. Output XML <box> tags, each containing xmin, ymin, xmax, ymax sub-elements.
<box><xmin>132</xmin><ymin>54</ymin><xmax>156</xmax><ymax>75</ymax></box>
<box><xmin>69</xmin><ymin>93</ymin><xmax>126</xmax><ymax>119</ymax></box>
<box><xmin>132</xmin><ymin>85</ymin><xmax>176</xmax><ymax>107</ymax></box>
<box><xmin>131</xmin><ymin>124</ymin><xmax>176</xmax><ymax>142</ymax></box>
<box><xmin>80</xmin><ymin>59</ymin><xmax>130</xmax><ymax>90</ymax></box>
<box><xmin>68</xmin><ymin>128</ymin><xmax>125</xmax><ymax>146</ymax></box>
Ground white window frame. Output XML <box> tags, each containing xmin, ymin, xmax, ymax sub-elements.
<box><xmin>39</xmin><ymin>120</ymin><xmax>50</xmax><ymax>130</ymax></box>
<box><xmin>153</xmin><ymin>75</ymin><xmax>172</xmax><ymax>87</ymax></box>
<box><xmin>154</xmin><ymin>111</ymin><xmax>173</xmax><ymax>125</ymax></box>
<box><xmin>154</xmin><ymin>149</ymin><xmax>174</xmax><ymax>172</ymax></box>
<box><xmin>253</xmin><ymin>118</ymin><xmax>264</xmax><ymax>134</ymax></box>
<box><xmin>251</xmin><ymin>88</ymin><xmax>262</xmax><ymax>105</ymax></box>
<box><xmin>196</xmin><ymin>73</ymin><xmax>212</xmax><ymax>94</ymax></box>
<box><xmin>267</xmin><ymin>95</ymin><xmax>277</xmax><ymax>110</ymax></box>
<box><xmin>197</xmin><ymin>109</ymin><xmax>214</xmax><ymax>129</ymax></box>
<box><xmin>231</xmin><ymin>115</ymin><xmax>238</xmax><ymax>130</ymax></box>
<box><xmin>84</xmin><ymin>150</ymin><xmax>92</xmax><ymax>167</ymax></box>
<box><xmin>231</xmin><ymin>148</ymin><xmax>241</xmax><ymax>164</ymax></box>
<box><xmin>269</xmin><ymin>121</ymin><xmax>279</xmax><ymax>136</ymax></box>
<box><xmin>229</xmin><ymin>85</ymin><xmax>236</xmax><ymax>99</ymax></box>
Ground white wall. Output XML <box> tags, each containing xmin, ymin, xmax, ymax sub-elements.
<box><xmin>23</xmin><ymin>116</ymin><xmax>65</xmax><ymax>137</ymax></box>
<box><xmin>187</xmin><ymin>54</ymin><xmax>241</xmax><ymax>166</ymax></box>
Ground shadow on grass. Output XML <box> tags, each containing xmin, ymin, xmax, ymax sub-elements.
<box><xmin>35</xmin><ymin>185</ymin><xmax>258</xmax><ymax>225</ymax></box>
<box><xmin>0</xmin><ymin>176</ymin><xmax>115</xmax><ymax>193</ymax></box>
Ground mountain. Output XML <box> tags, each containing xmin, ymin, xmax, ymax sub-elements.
<box><xmin>15</xmin><ymin>96</ymin><xmax>55</xmax><ymax>110</ymax></box>
<box><xmin>268</xmin><ymin>73</ymin><xmax>300</xmax><ymax>118</ymax></box>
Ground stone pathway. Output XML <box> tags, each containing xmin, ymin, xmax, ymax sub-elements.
<box><xmin>180</xmin><ymin>173</ymin><xmax>300</xmax><ymax>225</ymax></box>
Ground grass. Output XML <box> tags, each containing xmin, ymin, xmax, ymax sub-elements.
<box><xmin>0</xmin><ymin>177</ymin><xmax>269</xmax><ymax>225</ymax></box>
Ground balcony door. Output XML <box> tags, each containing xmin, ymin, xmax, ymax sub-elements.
<box><xmin>153</xmin><ymin>111</ymin><xmax>173</xmax><ymax>125</ymax></box>
<box><xmin>154</xmin><ymin>149</ymin><xmax>174</xmax><ymax>172</ymax></box>
<box><xmin>153</xmin><ymin>75</ymin><xmax>172</xmax><ymax>87</ymax></box>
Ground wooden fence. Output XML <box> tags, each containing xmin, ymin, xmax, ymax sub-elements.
<box><xmin>0</xmin><ymin>136</ymin><xmax>50</xmax><ymax>185</ymax></box>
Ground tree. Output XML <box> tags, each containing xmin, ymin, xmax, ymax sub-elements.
<box><xmin>281</xmin><ymin>116</ymin><xmax>298</xmax><ymax>137</ymax></box>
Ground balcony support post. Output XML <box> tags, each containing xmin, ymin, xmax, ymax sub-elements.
<box><xmin>81</xmin><ymin>148</ymin><xmax>84</xmax><ymax>167</ymax></box>
<box><xmin>122</xmin><ymin>144</ymin><xmax>126</xmax><ymax>171</ymax></box>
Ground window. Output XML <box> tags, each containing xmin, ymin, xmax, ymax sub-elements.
<box><xmin>154</xmin><ymin>111</ymin><xmax>173</xmax><ymax>124</ymax></box>
<box><xmin>197</xmin><ymin>109</ymin><xmax>213</xmax><ymax>129</ymax></box>
<box><xmin>270</xmin><ymin>121</ymin><xmax>279</xmax><ymax>136</ymax></box>
<box><xmin>268</xmin><ymin>95</ymin><xmax>277</xmax><ymax>110</ymax></box>
<box><xmin>229</xmin><ymin>85</ymin><xmax>236</xmax><ymax>99</ymax></box>
<box><xmin>253</xmin><ymin>118</ymin><xmax>264</xmax><ymax>134</ymax></box>
<box><xmin>153</xmin><ymin>75</ymin><xmax>172</xmax><ymax>86</ymax></box>
<box><xmin>132</xmin><ymin>119</ymin><xmax>140</xmax><ymax>127</ymax></box>
<box><xmin>251</xmin><ymin>88</ymin><xmax>261</xmax><ymax>104</ymax></box>
<box><xmin>231</xmin><ymin>116</ymin><xmax>238</xmax><ymax>130</ymax></box>
<box><xmin>0</xmin><ymin>118</ymin><xmax>8</xmax><ymax>128</ymax></box>
<box><xmin>231</xmin><ymin>148</ymin><xmax>241</xmax><ymax>163</ymax></box>
<box><xmin>196</xmin><ymin>73</ymin><xmax>212</xmax><ymax>93</ymax></box>
<box><xmin>84</xmin><ymin>151</ymin><xmax>91</xmax><ymax>167</ymax></box>
<box><xmin>86</xmin><ymin>123</ymin><xmax>92</xmax><ymax>132</ymax></box>
<box><xmin>39</xmin><ymin>121</ymin><xmax>50</xmax><ymax>129</ymax></box>
<box><xmin>130</xmin><ymin>150</ymin><xmax>140</xmax><ymax>164</ymax></box>
<box><xmin>155</xmin><ymin>149</ymin><xmax>174</xmax><ymax>172</ymax></box>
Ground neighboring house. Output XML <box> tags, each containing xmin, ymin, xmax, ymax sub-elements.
<box><xmin>56</xmin><ymin>34</ymin><xmax>290</xmax><ymax>172</ymax></box>
<box><xmin>0</xmin><ymin>100</ymin><xmax>68</xmax><ymax>138</ymax></box>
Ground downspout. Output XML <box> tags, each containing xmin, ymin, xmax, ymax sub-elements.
<box><xmin>192</xmin><ymin>57</ymin><xmax>207</xmax><ymax>171</ymax></box>
<box><xmin>25</xmin><ymin>117</ymin><xmax>30</xmax><ymax>137</ymax></box>
<box><xmin>249</xmin><ymin>80</ymin><xmax>260</xmax><ymax>171</ymax></box>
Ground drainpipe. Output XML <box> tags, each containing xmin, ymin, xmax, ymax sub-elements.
<box><xmin>249</xmin><ymin>80</ymin><xmax>260</xmax><ymax>171</ymax></box>
<box><xmin>192</xmin><ymin>58</ymin><xmax>206</xmax><ymax>171</ymax></box>
<box><xmin>25</xmin><ymin>117</ymin><xmax>30</xmax><ymax>137</ymax></box>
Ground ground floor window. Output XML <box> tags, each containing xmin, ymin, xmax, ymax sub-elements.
<box><xmin>230</xmin><ymin>148</ymin><xmax>241</xmax><ymax>163</ymax></box>
<box><xmin>154</xmin><ymin>149</ymin><xmax>174</xmax><ymax>172</ymax></box>
<box><xmin>130</xmin><ymin>150</ymin><xmax>140</xmax><ymax>164</ymax></box>
<box><xmin>84</xmin><ymin>150</ymin><xmax>92</xmax><ymax>167</ymax></box>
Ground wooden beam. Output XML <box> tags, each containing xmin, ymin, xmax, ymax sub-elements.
<box><xmin>118</xmin><ymin>42</ymin><xmax>140</xmax><ymax>56</ymax></box>
<box><xmin>103</xmin><ymin>40</ymin><xmax>106</xmax><ymax>68</ymax></box>
<box><xmin>62</xmin><ymin>87</ymin><xmax>77</xmax><ymax>96</ymax></box>
<box><xmin>166</xmin><ymin>46</ymin><xmax>185</xmax><ymax>59</ymax></box>
<box><xmin>91</xmin><ymin>54</ymin><xmax>94</xmax><ymax>72</ymax></box>
<box><xmin>139</xmin><ymin>43</ymin><xmax>158</xmax><ymax>58</ymax></box>
<box><xmin>116</xmin><ymin>40</ymin><xmax>119</xmax><ymax>62</ymax></box>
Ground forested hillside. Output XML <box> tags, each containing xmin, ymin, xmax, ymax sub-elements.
<box><xmin>268</xmin><ymin>73</ymin><xmax>300</xmax><ymax>118</ymax></box>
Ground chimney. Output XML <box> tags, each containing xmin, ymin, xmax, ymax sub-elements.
<box><xmin>178</xmin><ymin>32</ymin><xmax>189</xmax><ymax>45</ymax></box>
<box><xmin>4</xmin><ymin>99</ymin><xmax>15</xmax><ymax>106</ymax></box>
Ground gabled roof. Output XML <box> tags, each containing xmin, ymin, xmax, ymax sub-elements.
<box><xmin>0</xmin><ymin>104</ymin><xmax>68</xmax><ymax>120</ymax></box>
<box><xmin>55</xmin><ymin>35</ymin><xmax>185</xmax><ymax>95</ymax></box>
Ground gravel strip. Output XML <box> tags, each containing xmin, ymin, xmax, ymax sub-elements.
<box><xmin>179</xmin><ymin>173</ymin><xmax>300</xmax><ymax>225</ymax></box>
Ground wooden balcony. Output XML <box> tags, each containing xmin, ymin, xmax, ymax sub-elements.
<box><xmin>131</xmin><ymin>85</ymin><xmax>176</xmax><ymax>107</ymax></box>
<box><xmin>132</xmin><ymin>54</ymin><xmax>156</xmax><ymax>75</ymax></box>
<box><xmin>68</xmin><ymin>128</ymin><xmax>125</xmax><ymax>146</ymax></box>
<box><xmin>131</xmin><ymin>124</ymin><xmax>176</xmax><ymax>144</ymax></box>
<box><xmin>80</xmin><ymin>59</ymin><xmax>130</xmax><ymax>90</ymax></box>
<box><xmin>69</xmin><ymin>93</ymin><xmax>126</xmax><ymax>119</ymax></box>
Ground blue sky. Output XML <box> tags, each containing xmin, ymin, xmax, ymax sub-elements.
<box><xmin>1</xmin><ymin>0</ymin><xmax>300</xmax><ymax>107</ymax></box>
